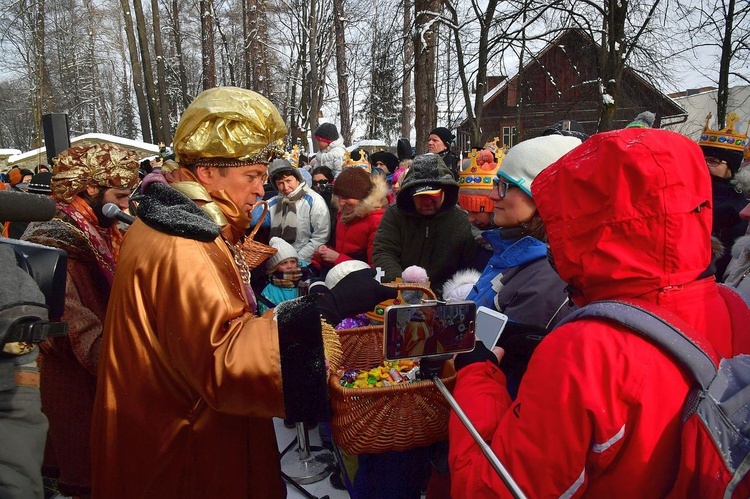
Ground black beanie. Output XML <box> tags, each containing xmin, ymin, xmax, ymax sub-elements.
<box><xmin>314</xmin><ymin>123</ymin><xmax>339</xmax><ymax>143</ymax></box>
<box><xmin>333</xmin><ymin>167</ymin><xmax>373</xmax><ymax>200</ymax></box>
<box><xmin>27</xmin><ymin>172</ymin><xmax>52</xmax><ymax>194</ymax></box>
<box><xmin>701</xmin><ymin>145</ymin><xmax>744</xmax><ymax>174</ymax></box>
<box><xmin>397</xmin><ymin>138</ymin><xmax>414</xmax><ymax>160</ymax></box>
<box><xmin>430</xmin><ymin>127</ymin><xmax>455</xmax><ymax>147</ymax></box>
<box><xmin>371</xmin><ymin>151</ymin><xmax>400</xmax><ymax>173</ymax></box>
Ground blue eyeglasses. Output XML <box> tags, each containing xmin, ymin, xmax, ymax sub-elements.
<box><xmin>492</xmin><ymin>177</ymin><xmax>516</xmax><ymax>198</ymax></box>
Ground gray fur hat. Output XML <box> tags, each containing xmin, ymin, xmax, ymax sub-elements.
<box><xmin>396</xmin><ymin>153</ymin><xmax>459</xmax><ymax>214</ymax></box>
<box><xmin>268</xmin><ymin>158</ymin><xmax>302</xmax><ymax>184</ymax></box>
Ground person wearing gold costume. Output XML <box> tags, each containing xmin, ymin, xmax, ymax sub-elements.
<box><xmin>91</xmin><ymin>87</ymin><xmax>396</xmax><ymax>498</ymax></box>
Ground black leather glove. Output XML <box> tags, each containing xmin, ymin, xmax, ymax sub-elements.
<box><xmin>454</xmin><ymin>340</ymin><xmax>499</xmax><ymax>371</ymax></box>
<box><xmin>315</xmin><ymin>268</ymin><xmax>398</xmax><ymax>325</ymax></box>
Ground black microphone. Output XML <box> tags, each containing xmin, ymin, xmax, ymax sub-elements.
<box><xmin>102</xmin><ymin>203</ymin><xmax>135</xmax><ymax>225</ymax></box>
<box><xmin>0</xmin><ymin>191</ymin><xmax>56</xmax><ymax>222</ymax></box>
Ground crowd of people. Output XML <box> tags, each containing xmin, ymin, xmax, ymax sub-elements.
<box><xmin>0</xmin><ymin>85</ymin><xmax>749</xmax><ymax>499</ymax></box>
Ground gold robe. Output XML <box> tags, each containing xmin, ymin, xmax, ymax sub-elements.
<box><xmin>92</xmin><ymin>205</ymin><xmax>289</xmax><ymax>497</ymax></box>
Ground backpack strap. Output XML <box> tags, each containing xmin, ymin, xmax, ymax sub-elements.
<box><xmin>557</xmin><ymin>300</ymin><xmax>718</xmax><ymax>390</ymax></box>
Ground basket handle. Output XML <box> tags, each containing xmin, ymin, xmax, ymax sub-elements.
<box><xmin>384</xmin><ymin>281</ymin><xmax>437</xmax><ymax>300</ymax></box>
<box><xmin>248</xmin><ymin>200</ymin><xmax>269</xmax><ymax>240</ymax></box>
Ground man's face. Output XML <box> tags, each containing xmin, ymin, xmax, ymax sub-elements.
<box><xmin>427</xmin><ymin>134</ymin><xmax>446</xmax><ymax>154</ymax></box>
<box><xmin>87</xmin><ymin>187</ymin><xmax>132</xmax><ymax>227</ymax></box>
<box><xmin>467</xmin><ymin>210</ymin><xmax>492</xmax><ymax>229</ymax></box>
<box><xmin>204</xmin><ymin>163</ymin><xmax>267</xmax><ymax>216</ymax></box>
<box><xmin>275</xmin><ymin>173</ymin><xmax>301</xmax><ymax>196</ymax></box>
<box><xmin>413</xmin><ymin>191</ymin><xmax>445</xmax><ymax>216</ymax></box>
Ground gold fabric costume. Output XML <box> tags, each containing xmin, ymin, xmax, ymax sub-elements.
<box><xmin>51</xmin><ymin>143</ymin><xmax>140</xmax><ymax>203</ymax></box>
<box><xmin>92</xmin><ymin>217</ymin><xmax>287</xmax><ymax>498</ymax></box>
<box><xmin>172</xmin><ymin>86</ymin><xmax>287</xmax><ymax>166</ymax></box>
<box><xmin>91</xmin><ymin>87</ymin><xmax>306</xmax><ymax>498</ymax></box>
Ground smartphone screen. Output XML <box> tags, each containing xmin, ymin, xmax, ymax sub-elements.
<box><xmin>384</xmin><ymin>301</ymin><xmax>477</xmax><ymax>360</ymax></box>
<box><xmin>475</xmin><ymin>306</ymin><xmax>508</xmax><ymax>348</ymax></box>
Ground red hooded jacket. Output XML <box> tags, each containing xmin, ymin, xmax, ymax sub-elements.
<box><xmin>448</xmin><ymin>128</ymin><xmax>750</xmax><ymax>497</ymax></box>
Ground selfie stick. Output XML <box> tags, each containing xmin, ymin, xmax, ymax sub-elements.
<box><xmin>420</xmin><ymin>357</ymin><xmax>526</xmax><ymax>499</ymax></box>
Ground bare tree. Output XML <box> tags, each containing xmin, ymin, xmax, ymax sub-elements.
<box><xmin>119</xmin><ymin>0</ymin><xmax>152</xmax><ymax>141</ymax></box>
<box><xmin>402</xmin><ymin>0</ymin><xmax>413</xmax><ymax>140</ymax></box>
<box><xmin>332</xmin><ymin>0</ymin><xmax>351</xmax><ymax>143</ymax></box>
<box><xmin>200</xmin><ymin>0</ymin><xmax>217</xmax><ymax>89</ymax></box>
<box><xmin>152</xmin><ymin>0</ymin><xmax>173</xmax><ymax>143</ymax></box>
<box><xmin>413</xmin><ymin>0</ymin><xmax>441</xmax><ymax>153</ymax></box>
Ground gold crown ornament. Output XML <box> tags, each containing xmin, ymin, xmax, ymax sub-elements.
<box><xmin>342</xmin><ymin>149</ymin><xmax>371</xmax><ymax>173</ymax></box>
<box><xmin>699</xmin><ymin>112</ymin><xmax>748</xmax><ymax>153</ymax></box>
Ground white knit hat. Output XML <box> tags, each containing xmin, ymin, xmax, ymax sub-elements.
<box><xmin>498</xmin><ymin>135</ymin><xmax>582</xmax><ymax>197</ymax></box>
<box><xmin>267</xmin><ymin>237</ymin><xmax>298</xmax><ymax>270</ymax></box>
<box><xmin>324</xmin><ymin>260</ymin><xmax>370</xmax><ymax>289</ymax></box>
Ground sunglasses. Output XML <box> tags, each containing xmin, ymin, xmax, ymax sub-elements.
<box><xmin>492</xmin><ymin>177</ymin><xmax>517</xmax><ymax>198</ymax></box>
<box><xmin>311</xmin><ymin>179</ymin><xmax>329</xmax><ymax>187</ymax></box>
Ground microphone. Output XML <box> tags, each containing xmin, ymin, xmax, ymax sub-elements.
<box><xmin>0</xmin><ymin>191</ymin><xmax>56</xmax><ymax>222</ymax></box>
<box><xmin>102</xmin><ymin>203</ymin><xmax>135</xmax><ymax>225</ymax></box>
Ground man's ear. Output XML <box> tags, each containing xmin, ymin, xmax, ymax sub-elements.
<box><xmin>195</xmin><ymin>166</ymin><xmax>214</xmax><ymax>185</ymax></box>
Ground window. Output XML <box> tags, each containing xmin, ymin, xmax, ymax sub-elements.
<box><xmin>502</xmin><ymin>126</ymin><xmax>518</xmax><ymax>148</ymax></box>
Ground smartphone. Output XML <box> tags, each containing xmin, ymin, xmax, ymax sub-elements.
<box><xmin>384</xmin><ymin>301</ymin><xmax>477</xmax><ymax>360</ymax></box>
<box><xmin>475</xmin><ymin>306</ymin><xmax>508</xmax><ymax>348</ymax></box>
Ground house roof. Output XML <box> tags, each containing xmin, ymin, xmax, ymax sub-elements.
<box><xmin>464</xmin><ymin>28</ymin><xmax>686</xmax><ymax>129</ymax></box>
<box><xmin>6</xmin><ymin>133</ymin><xmax>160</xmax><ymax>171</ymax></box>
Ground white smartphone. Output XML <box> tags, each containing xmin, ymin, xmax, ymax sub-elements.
<box><xmin>475</xmin><ymin>306</ymin><xmax>508</xmax><ymax>348</ymax></box>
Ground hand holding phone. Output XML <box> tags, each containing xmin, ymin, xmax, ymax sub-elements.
<box><xmin>384</xmin><ymin>301</ymin><xmax>477</xmax><ymax>360</ymax></box>
<box><xmin>475</xmin><ymin>306</ymin><xmax>508</xmax><ymax>348</ymax></box>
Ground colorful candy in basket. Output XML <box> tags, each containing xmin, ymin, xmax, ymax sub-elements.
<box><xmin>337</xmin><ymin>359</ymin><xmax>420</xmax><ymax>388</ymax></box>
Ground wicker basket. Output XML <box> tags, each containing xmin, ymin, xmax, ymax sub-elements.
<box><xmin>239</xmin><ymin>201</ymin><xmax>276</xmax><ymax>271</ymax></box>
<box><xmin>330</xmin><ymin>283</ymin><xmax>455</xmax><ymax>455</ymax></box>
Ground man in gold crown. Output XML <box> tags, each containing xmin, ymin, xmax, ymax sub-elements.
<box><xmin>698</xmin><ymin>112</ymin><xmax>749</xmax><ymax>277</ymax></box>
<box><xmin>91</xmin><ymin>87</ymin><xmax>396</xmax><ymax>498</ymax></box>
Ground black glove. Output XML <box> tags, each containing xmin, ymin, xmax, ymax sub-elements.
<box><xmin>454</xmin><ymin>340</ymin><xmax>499</xmax><ymax>371</ymax></box>
<box><xmin>315</xmin><ymin>268</ymin><xmax>398</xmax><ymax>325</ymax></box>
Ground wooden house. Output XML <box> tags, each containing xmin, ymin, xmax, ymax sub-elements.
<box><xmin>457</xmin><ymin>29</ymin><xmax>687</xmax><ymax>150</ymax></box>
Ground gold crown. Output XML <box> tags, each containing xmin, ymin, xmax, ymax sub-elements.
<box><xmin>284</xmin><ymin>144</ymin><xmax>300</xmax><ymax>168</ymax></box>
<box><xmin>699</xmin><ymin>112</ymin><xmax>749</xmax><ymax>153</ymax></box>
<box><xmin>342</xmin><ymin>148</ymin><xmax>371</xmax><ymax>173</ymax></box>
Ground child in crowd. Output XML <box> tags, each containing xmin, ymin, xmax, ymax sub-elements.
<box><xmin>258</xmin><ymin>237</ymin><xmax>304</xmax><ymax>314</ymax></box>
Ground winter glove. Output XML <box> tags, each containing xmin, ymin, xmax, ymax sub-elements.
<box><xmin>316</xmin><ymin>268</ymin><xmax>398</xmax><ymax>326</ymax></box>
<box><xmin>454</xmin><ymin>340</ymin><xmax>499</xmax><ymax>372</ymax></box>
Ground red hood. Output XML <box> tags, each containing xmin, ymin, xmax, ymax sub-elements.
<box><xmin>532</xmin><ymin>128</ymin><xmax>713</xmax><ymax>305</ymax></box>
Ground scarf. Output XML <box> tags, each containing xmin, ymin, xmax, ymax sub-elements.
<box><xmin>270</xmin><ymin>183</ymin><xmax>306</xmax><ymax>244</ymax></box>
<box><xmin>57</xmin><ymin>196</ymin><xmax>123</xmax><ymax>285</ymax></box>
<box><xmin>270</xmin><ymin>268</ymin><xmax>303</xmax><ymax>288</ymax></box>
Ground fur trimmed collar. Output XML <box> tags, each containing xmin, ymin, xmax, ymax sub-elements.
<box><xmin>136</xmin><ymin>182</ymin><xmax>221</xmax><ymax>242</ymax></box>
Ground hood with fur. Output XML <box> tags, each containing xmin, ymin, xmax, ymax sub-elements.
<box><xmin>333</xmin><ymin>174</ymin><xmax>389</xmax><ymax>224</ymax></box>
<box><xmin>533</xmin><ymin>128</ymin><xmax>713</xmax><ymax>305</ymax></box>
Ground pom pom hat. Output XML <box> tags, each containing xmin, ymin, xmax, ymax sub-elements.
<box><xmin>498</xmin><ymin>135</ymin><xmax>582</xmax><ymax>197</ymax></box>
